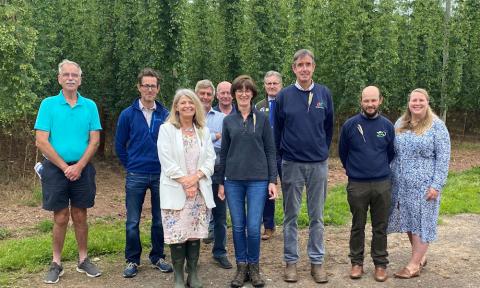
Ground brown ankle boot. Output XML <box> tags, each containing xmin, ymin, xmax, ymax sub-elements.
<box><xmin>248</xmin><ymin>263</ymin><xmax>265</xmax><ymax>287</ymax></box>
<box><xmin>230</xmin><ymin>262</ymin><xmax>248</xmax><ymax>288</ymax></box>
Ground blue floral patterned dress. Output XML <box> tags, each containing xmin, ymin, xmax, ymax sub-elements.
<box><xmin>387</xmin><ymin>117</ymin><xmax>450</xmax><ymax>242</ymax></box>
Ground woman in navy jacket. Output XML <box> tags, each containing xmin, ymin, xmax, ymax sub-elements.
<box><xmin>218</xmin><ymin>75</ymin><xmax>278</xmax><ymax>288</ymax></box>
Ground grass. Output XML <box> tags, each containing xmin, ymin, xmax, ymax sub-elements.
<box><xmin>21</xmin><ymin>185</ymin><xmax>42</xmax><ymax>207</ymax></box>
<box><xmin>0</xmin><ymin>228</ymin><xmax>11</xmax><ymax>240</ymax></box>
<box><xmin>451</xmin><ymin>140</ymin><xmax>480</xmax><ymax>150</ymax></box>
<box><xmin>440</xmin><ymin>167</ymin><xmax>480</xmax><ymax>214</ymax></box>
<box><xmin>36</xmin><ymin>220</ymin><xmax>53</xmax><ymax>233</ymax></box>
<box><xmin>0</xmin><ymin>220</ymin><xmax>150</xmax><ymax>275</ymax></box>
<box><xmin>0</xmin><ymin>167</ymin><xmax>478</xmax><ymax>279</ymax></box>
<box><xmin>274</xmin><ymin>184</ymin><xmax>351</xmax><ymax>226</ymax></box>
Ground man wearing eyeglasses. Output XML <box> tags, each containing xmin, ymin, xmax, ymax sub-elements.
<box><xmin>275</xmin><ymin>49</ymin><xmax>334</xmax><ymax>284</ymax></box>
<box><xmin>255</xmin><ymin>71</ymin><xmax>283</xmax><ymax>241</ymax></box>
<box><xmin>35</xmin><ymin>60</ymin><xmax>102</xmax><ymax>284</ymax></box>
<box><xmin>115</xmin><ymin>68</ymin><xmax>173</xmax><ymax>278</ymax></box>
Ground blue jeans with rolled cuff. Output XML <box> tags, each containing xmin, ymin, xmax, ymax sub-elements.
<box><xmin>225</xmin><ymin>180</ymin><xmax>268</xmax><ymax>263</ymax></box>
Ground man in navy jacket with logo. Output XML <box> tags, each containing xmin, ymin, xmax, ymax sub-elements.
<box><xmin>115</xmin><ymin>68</ymin><xmax>173</xmax><ymax>278</ymax></box>
<box><xmin>275</xmin><ymin>49</ymin><xmax>334</xmax><ymax>283</ymax></box>
<box><xmin>338</xmin><ymin>86</ymin><xmax>394</xmax><ymax>282</ymax></box>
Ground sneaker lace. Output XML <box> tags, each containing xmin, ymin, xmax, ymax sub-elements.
<box><xmin>156</xmin><ymin>258</ymin><xmax>167</xmax><ymax>266</ymax></box>
<box><xmin>126</xmin><ymin>262</ymin><xmax>137</xmax><ymax>269</ymax></box>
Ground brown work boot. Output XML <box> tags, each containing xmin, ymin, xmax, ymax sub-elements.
<box><xmin>231</xmin><ymin>262</ymin><xmax>248</xmax><ymax>288</ymax></box>
<box><xmin>283</xmin><ymin>263</ymin><xmax>298</xmax><ymax>283</ymax></box>
<box><xmin>374</xmin><ymin>266</ymin><xmax>388</xmax><ymax>282</ymax></box>
<box><xmin>311</xmin><ymin>263</ymin><xmax>328</xmax><ymax>283</ymax></box>
<box><xmin>261</xmin><ymin>228</ymin><xmax>275</xmax><ymax>240</ymax></box>
<box><xmin>350</xmin><ymin>264</ymin><xmax>364</xmax><ymax>279</ymax></box>
<box><xmin>248</xmin><ymin>263</ymin><xmax>265</xmax><ymax>287</ymax></box>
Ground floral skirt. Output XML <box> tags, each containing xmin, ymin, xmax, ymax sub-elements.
<box><xmin>162</xmin><ymin>193</ymin><xmax>210</xmax><ymax>244</ymax></box>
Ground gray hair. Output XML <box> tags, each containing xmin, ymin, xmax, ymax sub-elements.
<box><xmin>293</xmin><ymin>49</ymin><xmax>315</xmax><ymax>65</ymax></box>
<box><xmin>195</xmin><ymin>79</ymin><xmax>215</xmax><ymax>96</ymax></box>
<box><xmin>58</xmin><ymin>59</ymin><xmax>82</xmax><ymax>76</ymax></box>
<box><xmin>264</xmin><ymin>71</ymin><xmax>282</xmax><ymax>84</ymax></box>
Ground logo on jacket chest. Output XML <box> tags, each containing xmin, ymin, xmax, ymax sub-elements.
<box><xmin>376</xmin><ymin>131</ymin><xmax>387</xmax><ymax>137</ymax></box>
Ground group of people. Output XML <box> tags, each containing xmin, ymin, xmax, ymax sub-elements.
<box><xmin>339</xmin><ymin>85</ymin><xmax>450</xmax><ymax>282</ymax></box>
<box><xmin>34</xmin><ymin>48</ymin><xmax>450</xmax><ymax>287</ymax></box>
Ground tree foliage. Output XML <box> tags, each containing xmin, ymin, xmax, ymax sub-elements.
<box><xmin>1</xmin><ymin>0</ymin><xmax>479</xmax><ymax>133</ymax></box>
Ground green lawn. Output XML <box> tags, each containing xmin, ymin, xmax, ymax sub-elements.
<box><xmin>0</xmin><ymin>167</ymin><xmax>479</xmax><ymax>284</ymax></box>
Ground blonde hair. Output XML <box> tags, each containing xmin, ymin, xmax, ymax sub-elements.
<box><xmin>396</xmin><ymin>88</ymin><xmax>437</xmax><ymax>135</ymax></box>
<box><xmin>167</xmin><ymin>89</ymin><xmax>206</xmax><ymax>129</ymax></box>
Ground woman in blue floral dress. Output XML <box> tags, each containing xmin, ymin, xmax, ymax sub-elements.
<box><xmin>387</xmin><ymin>88</ymin><xmax>450</xmax><ymax>279</ymax></box>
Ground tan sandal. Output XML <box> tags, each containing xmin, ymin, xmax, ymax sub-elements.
<box><xmin>394</xmin><ymin>266</ymin><xmax>421</xmax><ymax>279</ymax></box>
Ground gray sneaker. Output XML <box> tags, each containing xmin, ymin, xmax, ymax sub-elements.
<box><xmin>44</xmin><ymin>262</ymin><xmax>64</xmax><ymax>284</ymax></box>
<box><xmin>76</xmin><ymin>257</ymin><xmax>102</xmax><ymax>277</ymax></box>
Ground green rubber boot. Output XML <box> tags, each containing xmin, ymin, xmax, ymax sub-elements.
<box><xmin>186</xmin><ymin>240</ymin><xmax>202</xmax><ymax>288</ymax></box>
<box><xmin>170</xmin><ymin>243</ymin><xmax>187</xmax><ymax>288</ymax></box>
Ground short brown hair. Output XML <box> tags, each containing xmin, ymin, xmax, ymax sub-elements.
<box><xmin>137</xmin><ymin>68</ymin><xmax>161</xmax><ymax>86</ymax></box>
<box><xmin>231</xmin><ymin>75</ymin><xmax>258</xmax><ymax>99</ymax></box>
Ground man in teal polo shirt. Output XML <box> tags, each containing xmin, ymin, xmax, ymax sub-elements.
<box><xmin>35</xmin><ymin>59</ymin><xmax>102</xmax><ymax>284</ymax></box>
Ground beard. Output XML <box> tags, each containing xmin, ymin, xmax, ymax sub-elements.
<box><xmin>362</xmin><ymin>107</ymin><xmax>379</xmax><ymax>118</ymax></box>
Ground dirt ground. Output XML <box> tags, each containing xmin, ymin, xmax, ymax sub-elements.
<box><xmin>2</xmin><ymin>144</ymin><xmax>480</xmax><ymax>287</ymax></box>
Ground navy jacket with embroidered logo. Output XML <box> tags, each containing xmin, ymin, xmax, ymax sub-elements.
<box><xmin>274</xmin><ymin>84</ymin><xmax>334</xmax><ymax>162</ymax></box>
<box><xmin>338</xmin><ymin>113</ymin><xmax>395</xmax><ymax>181</ymax></box>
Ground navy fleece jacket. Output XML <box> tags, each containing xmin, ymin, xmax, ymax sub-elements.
<box><xmin>274</xmin><ymin>84</ymin><xmax>334</xmax><ymax>162</ymax></box>
<box><xmin>338</xmin><ymin>113</ymin><xmax>395</xmax><ymax>181</ymax></box>
<box><xmin>115</xmin><ymin>99</ymin><xmax>169</xmax><ymax>173</ymax></box>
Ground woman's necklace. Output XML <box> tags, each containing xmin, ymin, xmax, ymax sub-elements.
<box><xmin>183</xmin><ymin>126</ymin><xmax>194</xmax><ymax>132</ymax></box>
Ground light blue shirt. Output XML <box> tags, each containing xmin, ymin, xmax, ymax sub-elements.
<box><xmin>205</xmin><ymin>108</ymin><xmax>225</xmax><ymax>149</ymax></box>
<box><xmin>34</xmin><ymin>90</ymin><xmax>102</xmax><ymax>162</ymax></box>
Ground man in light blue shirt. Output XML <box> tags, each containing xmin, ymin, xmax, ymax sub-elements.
<box><xmin>195</xmin><ymin>80</ymin><xmax>232</xmax><ymax>269</ymax></box>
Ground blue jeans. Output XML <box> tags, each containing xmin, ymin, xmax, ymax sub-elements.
<box><xmin>125</xmin><ymin>173</ymin><xmax>165</xmax><ymax>265</ymax></box>
<box><xmin>225</xmin><ymin>180</ymin><xmax>268</xmax><ymax>263</ymax></box>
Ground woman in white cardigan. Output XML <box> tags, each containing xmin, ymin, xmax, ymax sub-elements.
<box><xmin>157</xmin><ymin>89</ymin><xmax>216</xmax><ymax>288</ymax></box>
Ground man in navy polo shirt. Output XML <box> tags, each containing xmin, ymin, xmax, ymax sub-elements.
<box><xmin>115</xmin><ymin>68</ymin><xmax>173</xmax><ymax>278</ymax></box>
<box><xmin>35</xmin><ymin>59</ymin><xmax>102</xmax><ymax>284</ymax></box>
<box><xmin>338</xmin><ymin>86</ymin><xmax>394</xmax><ymax>282</ymax></box>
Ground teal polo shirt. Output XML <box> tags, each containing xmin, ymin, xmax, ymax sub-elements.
<box><xmin>34</xmin><ymin>90</ymin><xmax>102</xmax><ymax>162</ymax></box>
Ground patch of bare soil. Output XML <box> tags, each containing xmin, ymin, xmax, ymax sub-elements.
<box><xmin>2</xmin><ymin>144</ymin><xmax>480</xmax><ymax>287</ymax></box>
<box><xmin>13</xmin><ymin>214</ymin><xmax>480</xmax><ymax>288</ymax></box>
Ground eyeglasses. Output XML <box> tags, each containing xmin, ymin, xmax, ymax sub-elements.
<box><xmin>61</xmin><ymin>73</ymin><xmax>80</xmax><ymax>78</ymax></box>
<box><xmin>235</xmin><ymin>89</ymin><xmax>252</xmax><ymax>95</ymax></box>
<box><xmin>265</xmin><ymin>82</ymin><xmax>280</xmax><ymax>86</ymax></box>
<box><xmin>140</xmin><ymin>84</ymin><xmax>158</xmax><ymax>91</ymax></box>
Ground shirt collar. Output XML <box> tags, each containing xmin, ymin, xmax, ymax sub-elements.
<box><xmin>58</xmin><ymin>90</ymin><xmax>84</xmax><ymax>105</ymax></box>
<box><xmin>294</xmin><ymin>81</ymin><xmax>314</xmax><ymax>92</ymax></box>
<box><xmin>268</xmin><ymin>96</ymin><xmax>276</xmax><ymax>102</ymax></box>
<box><xmin>139</xmin><ymin>100</ymin><xmax>156</xmax><ymax>111</ymax></box>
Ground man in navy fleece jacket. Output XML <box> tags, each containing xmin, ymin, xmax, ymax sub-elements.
<box><xmin>115</xmin><ymin>68</ymin><xmax>172</xmax><ymax>278</ymax></box>
<box><xmin>338</xmin><ymin>86</ymin><xmax>394</xmax><ymax>282</ymax></box>
<box><xmin>275</xmin><ymin>49</ymin><xmax>334</xmax><ymax>284</ymax></box>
